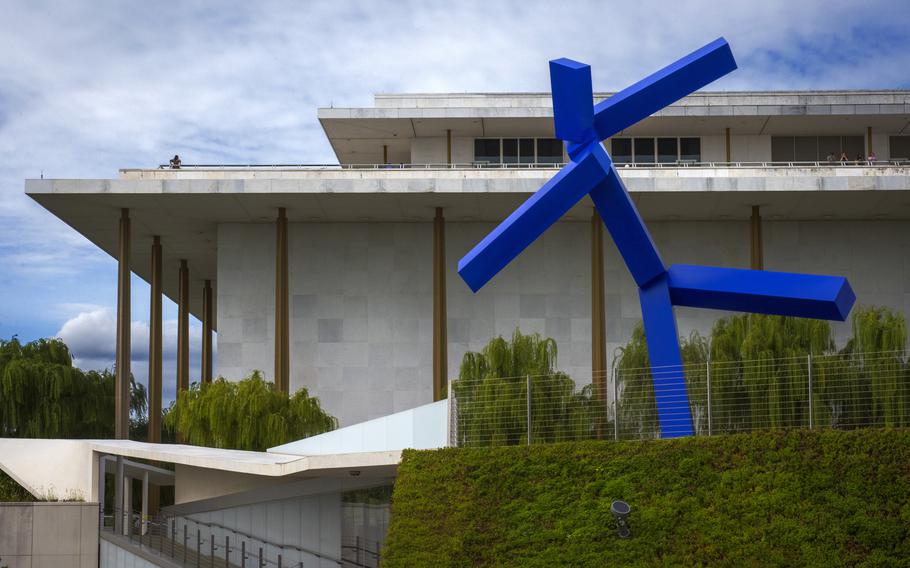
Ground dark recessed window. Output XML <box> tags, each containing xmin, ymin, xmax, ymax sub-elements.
<box><xmin>891</xmin><ymin>136</ymin><xmax>910</xmax><ymax>160</ymax></box>
<box><xmin>679</xmin><ymin>138</ymin><xmax>700</xmax><ymax>162</ymax></box>
<box><xmin>634</xmin><ymin>138</ymin><xmax>655</xmax><ymax>164</ymax></box>
<box><xmin>771</xmin><ymin>136</ymin><xmax>795</xmax><ymax>162</ymax></box>
<box><xmin>611</xmin><ymin>138</ymin><xmax>632</xmax><ymax>164</ymax></box>
<box><xmin>502</xmin><ymin>138</ymin><xmax>518</xmax><ymax>164</ymax></box>
<box><xmin>537</xmin><ymin>138</ymin><xmax>563</xmax><ymax>164</ymax></box>
<box><xmin>519</xmin><ymin>138</ymin><xmax>534</xmax><ymax>164</ymax></box>
<box><xmin>474</xmin><ymin>139</ymin><xmax>500</xmax><ymax>164</ymax></box>
<box><xmin>794</xmin><ymin>136</ymin><xmax>818</xmax><ymax>162</ymax></box>
<box><xmin>842</xmin><ymin>136</ymin><xmax>864</xmax><ymax>159</ymax></box>
<box><xmin>657</xmin><ymin>138</ymin><xmax>678</xmax><ymax>163</ymax></box>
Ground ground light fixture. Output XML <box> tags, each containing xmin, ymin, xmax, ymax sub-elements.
<box><xmin>611</xmin><ymin>500</ymin><xmax>631</xmax><ymax>538</ymax></box>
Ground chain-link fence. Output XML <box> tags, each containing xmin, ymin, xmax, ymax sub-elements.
<box><xmin>450</xmin><ymin>350</ymin><xmax>910</xmax><ymax>446</ymax></box>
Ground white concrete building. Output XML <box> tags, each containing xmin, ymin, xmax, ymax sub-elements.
<box><xmin>6</xmin><ymin>88</ymin><xmax>910</xmax><ymax>567</ymax></box>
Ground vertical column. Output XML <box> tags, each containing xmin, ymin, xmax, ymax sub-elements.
<box><xmin>275</xmin><ymin>207</ymin><xmax>290</xmax><ymax>394</ymax></box>
<box><xmin>446</xmin><ymin>129</ymin><xmax>452</xmax><ymax>165</ymax></box>
<box><xmin>591</xmin><ymin>208</ymin><xmax>607</xmax><ymax>406</ymax></box>
<box><xmin>383</xmin><ymin>144</ymin><xmax>389</xmax><ymax>165</ymax></box>
<box><xmin>433</xmin><ymin>207</ymin><xmax>448</xmax><ymax>401</ymax></box>
<box><xmin>177</xmin><ymin>260</ymin><xmax>190</xmax><ymax>396</ymax></box>
<box><xmin>114</xmin><ymin>456</ymin><xmax>124</xmax><ymax>535</ymax></box>
<box><xmin>725</xmin><ymin>127</ymin><xmax>731</xmax><ymax>162</ymax></box>
<box><xmin>750</xmin><ymin>205</ymin><xmax>763</xmax><ymax>270</ymax></box>
<box><xmin>201</xmin><ymin>279</ymin><xmax>213</xmax><ymax>383</ymax></box>
<box><xmin>141</xmin><ymin>471</ymin><xmax>149</xmax><ymax>535</ymax></box>
<box><xmin>866</xmin><ymin>126</ymin><xmax>873</xmax><ymax>158</ymax></box>
<box><xmin>115</xmin><ymin>208</ymin><xmax>131</xmax><ymax>440</ymax></box>
<box><xmin>148</xmin><ymin>236</ymin><xmax>163</xmax><ymax>442</ymax></box>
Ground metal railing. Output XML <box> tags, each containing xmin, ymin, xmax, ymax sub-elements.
<box><xmin>153</xmin><ymin>159</ymin><xmax>910</xmax><ymax>171</ymax></box>
<box><xmin>450</xmin><ymin>349</ymin><xmax>910</xmax><ymax>446</ymax></box>
<box><xmin>101</xmin><ymin>507</ymin><xmax>372</xmax><ymax>567</ymax></box>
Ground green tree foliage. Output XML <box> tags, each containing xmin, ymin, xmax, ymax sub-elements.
<box><xmin>383</xmin><ymin>429</ymin><xmax>910</xmax><ymax>567</ymax></box>
<box><xmin>613</xmin><ymin>305</ymin><xmax>909</xmax><ymax>437</ymax></box>
<box><xmin>453</xmin><ymin>330</ymin><xmax>607</xmax><ymax>446</ymax></box>
<box><xmin>163</xmin><ymin>372</ymin><xmax>338</xmax><ymax>451</ymax></box>
<box><xmin>0</xmin><ymin>336</ymin><xmax>148</xmax><ymax>501</ymax></box>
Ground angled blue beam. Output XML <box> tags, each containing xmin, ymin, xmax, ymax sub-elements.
<box><xmin>587</xmin><ymin>145</ymin><xmax>666</xmax><ymax>287</ymax></box>
<box><xmin>457</xmin><ymin>147</ymin><xmax>607</xmax><ymax>292</ymax></box>
<box><xmin>667</xmin><ymin>264</ymin><xmax>856</xmax><ymax>321</ymax></box>
<box><xmin>549</xmin><ymin>58</ymin><xmax>595</xmax><ymax>144</ymax></box>
<box><xmin>592</xmin><ymin>37</ymin><xmax>737</xmax><ymax>141</ymax></box>
<box><xmin>638</xmin><ymin>274</ymin><xmax>694</xmax><ymax>438</ymax></box>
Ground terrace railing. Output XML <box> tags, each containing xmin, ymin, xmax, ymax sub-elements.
<box><xmin>450</xmin><ymin>349</ymin><xmax>910</xmax><ymax>446</ymax></box>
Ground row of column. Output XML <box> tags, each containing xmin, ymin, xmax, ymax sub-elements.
<box><xmin>114</xmin><ymin>209</ymin><xmax>215</xmax><ymax>442</ymax></box>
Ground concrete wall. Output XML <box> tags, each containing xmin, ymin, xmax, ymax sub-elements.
<box><xmin>99</xmin><ymin>539</ymin><xmax>157</xmax><ymax>568</ymax></box>
<box><xmin>0</xmin><ymin>502</ymin><xmax>98</xmax><ymax>568</ymax></box>
<box><xmin>175</xmin><ymin>492</ymin><xmax>342</xmax><ymax>568</ymax></box>
<box><xmin>216</xmin><ymin>218</ymin><xmax>910</xmax><ymax>426</ymax></box>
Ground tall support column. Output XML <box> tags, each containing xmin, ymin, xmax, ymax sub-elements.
<box><xmin>750</xmin><ymin>205</ymin><xmax>764</xmax><ymax>270</ymax></box>
<box><xmin>115</xmin><ymin>208</ymin><xmax>131</xmax><ymax>440</ymax></box>
<box><xmin>591</xmin><ymin>208</ymin><xmax>607</xmax><ymax>405</ymax></box>
<box><xmin>433</xmin><ymin>207</ymin><xmax>448</xmax><ymax>401</ymax></box>
<box><xmin>275</xmin><ymin>208</ymin><xmax>290</xmax><ymax>394</ymax></box>
<box><xmin>201</xmin><ymin>279</ymin><xmax>213</xmax><ymax>383</ymax></box>
<box><xmin>114</xmin><ymin>456</ymin><xmax>124</xmax><ymax>535</ymax></box>
<box><xmin>866</xmin><ymin>126</ymin><xmax>873</xmax><ymax>157</ymax></box>
<box><xmin>383</xmin><ymin>144</ymin><xmax>389</xmax><ymax>165</ymax></box>
<box><xmin>725</xmin><ymin>127</ymin><xmax>731</xmax><ymax>162</ymax></box>
<box><xmin>148</xmin><ymin>237</ymin><xmax>163</xmax><ymax>442</ymax></box>
<box><xmin>446</xmin><ymin>129</ymin><xmax>452</xmax><ymax>164</ymax></box>
<box><xmin>177</xmin><ymin>260</ymin><xmax>190</xmax><ymax>395</ymax></box>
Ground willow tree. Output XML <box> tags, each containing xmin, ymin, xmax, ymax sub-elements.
<box><xmin>453</xmin><ymin>330</ymin><xmax>602</xmax><ymax>447</ymax></box>
<box><xmin>164</xmin><ymin>372</ymin><xmax>338</xmax><ymax>451</ymax></box>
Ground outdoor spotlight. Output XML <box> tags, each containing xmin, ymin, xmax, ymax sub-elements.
<box><xmin>611</xmin><ymin>500</ymin><xmax>631</xmax><ymax>538</ymax></box>
<box><xmin>349</xmin><ymin>470</ymin><xmax>361</xmax><ymax>477</ymax></box>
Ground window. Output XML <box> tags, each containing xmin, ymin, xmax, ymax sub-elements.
<box><xmin>679</xmin><ymin>138</ymin><xmax>700</xmax><ymax>162</ymax></box>
<box><xmin>634</xmin><ymin>138</ymin><xmax>655</xmax><ymax>164</ymax></box>
<box><xmin>891</xmin><ymin>136</ymin><xmax>910</xmax><ymax>160</ymax></box>
<box><xmin>657</xmin><ymin>138</ymin><xmax>678</xmax><ymax>163</ymax></box>
<box><xmin>473</xmin><ymin>138</ymin><xmax>563</xmax><ymax>164</ymax></box>
<box><xmin>611</xmin><ymin>137</ymin><xmax>699</xmax><ymax>164</ymax></box>
<box><xmin>611</xmin><ymin>138</ymin><xmax>633</xmax><ymax>164</ymax></box>
<box><xmin>771</xmin><ymin>135</ymin><xmax>864</xmax><ymax>162</ymax></box>
<box><xmin>537</xmin><ymin>139</ymin><xmax>563</xmax><ymax>164</ymax></box>
<box><xmin>474</xmin><ymin>139</ymin><xmax>500</xmax><ymax>164</ymax></box>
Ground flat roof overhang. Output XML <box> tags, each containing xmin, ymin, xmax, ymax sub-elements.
<box><xmin>26</xmin><ymin>167</ymin><xmax>910</xmax><ymax>321</ymax></box>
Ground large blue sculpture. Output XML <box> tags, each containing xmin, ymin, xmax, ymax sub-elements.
<box><xmin>457</xmin><ymin>38</ymin><xmax>856</xmax><ymax>438</ymax></box>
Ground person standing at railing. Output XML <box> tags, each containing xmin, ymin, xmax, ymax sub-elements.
<box><xmin>868</xmin><ymin>151</ymin><xmax>877</xmax><ymax>164</ymax></box>
<box><xmin>169</xmin><ymin>154</ymin><xmax>181</xmax><ymax>169</ymax></box>
<box><xmin>826</xmin><ymin>152</ymin><xmax>836</xmax><ymax>163</ymax></box>
<box><xmin>839</xmin><ymin>151</ymin><xmax>849</xmax><ymax>164</ymax></box>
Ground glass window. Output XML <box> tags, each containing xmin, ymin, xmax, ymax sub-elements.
<box><xmin>536</xmin><ymin>138</ymin><xmax>563</xmax><ymax>164</ymax></box>
<box><xmin>634</xmin><ymin>138</ymin><xmax>655</xmax><ymax>164</ymax></box>
<box><xmin>474</xmin><ymin>139</ymin><xmax>500</xmax><ymax>164</ymax></box>
<box><xmin>679</xmin><ymin>138</ymin><xmax>701</xmax><ymax>162</ymax></box>
<box><xmin>794</xmin><ymin>136</ymin><xmax>818</xmax><ymax>162</ymax></box>
<box><xmin>502</xmin><ymin>138</ymin><xmax>518</xmax><ymax>164</ymax></box>
<box><xmin>842</xmin><ymin>136</ymin><xmax>864</xmax><ymax>160</ymax></box>
<box><xmin>891</xmin><ymin>136</ymin><xmax>910</xmax><ymax>160</ymax></box>
<box><xmin>611</xmin><ymin>138</ymin><xmax>632</xmax><ymax>164</ymax></box>
<box><xmin>519</xmin><ymin>138</ymin><xmax>534</xmax><ymax>164</ymax></box>
<box><xmin>657</xmin><ymin>138</ymin><xmax>678</xmax><ymax>163</ymax></box>
<box><xmin>771</xmin><ymin>136</ymin><xmax>795</xmax><ymax>162</ymax></box>
<box><xmin>818</xmin><ymin>136</ymin><xmax>840</xmax><ymax>161</ymax></box>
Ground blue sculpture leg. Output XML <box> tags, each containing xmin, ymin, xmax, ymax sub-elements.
<box><xmin>638</xmin><ymin>274</ymin><xmax>695</xmax><ymax>438</ymax></box>
<box><xmin>587</xmin><ymin>147</ymin><xmax>666</xmax><ymax>287</ymax></box>
<box><xmin>667</xmin><ymin>264</ymin><xmax>856</xmax><ymax>321</ymax></box>
<box><xmin>457</xmin><ymin>148</ymin><xmax>607</xmax><ymax>292</ymax></box>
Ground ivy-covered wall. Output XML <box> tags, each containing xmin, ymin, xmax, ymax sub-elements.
<box><xmin>383</xmin><ymin>429</ymin><xmax>910</xmax><ymax>567</ymax></box>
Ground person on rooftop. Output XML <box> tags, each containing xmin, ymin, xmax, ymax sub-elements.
<box><xmin>868</xmin><ymin>150</ymin><xmax>877</xmax><ymax>163</ymax></box>
<box><xmin>170</xmin><ymin>154</ymin><xmax>182</xmax><ymax>169</ymax></box>
<box><xmin>839</xmin><ymin>151</ymin><xmax>849</xmax><ymax>164</ymax></box>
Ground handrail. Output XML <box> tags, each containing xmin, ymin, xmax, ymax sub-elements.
<box><xmin>146</xmin><ymin>159</ymin><xmax>910</xmax><ymax>171</ymax></box>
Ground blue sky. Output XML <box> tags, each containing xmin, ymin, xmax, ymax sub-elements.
<box><xmin>1</xmin><ymin>0</ymin><xmax>909</xmax><ymax>404</ymax></box>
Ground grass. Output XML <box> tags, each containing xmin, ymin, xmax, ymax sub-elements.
<box><xmin>383</xmin><ymin>429</ymin><xmax>910</xmax><ymax>567</ymax></box>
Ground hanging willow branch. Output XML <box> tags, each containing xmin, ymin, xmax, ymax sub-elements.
<box><xmin>163</xmin><ymin>371</ymin><xmax>338</xmax><ymax>451</ymax></box>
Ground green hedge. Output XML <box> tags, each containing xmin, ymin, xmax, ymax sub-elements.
<box><xmin>383</xmin><ymin>429</ymin><xmax>910</xmax><ymax>567</ymax></box>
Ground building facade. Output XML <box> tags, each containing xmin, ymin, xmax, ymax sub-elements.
<box><xmin>26</xmin><ymin>90</ymin><xmax>910</xmax><ymax>427</ymax></box>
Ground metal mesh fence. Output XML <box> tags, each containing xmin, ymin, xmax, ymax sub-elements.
<box><xmin>450</xmin><ymin>350</ymin><xmax>910</xmax><ymax>446</ymax></box>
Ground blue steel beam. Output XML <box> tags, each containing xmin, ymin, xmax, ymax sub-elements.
<box><xmin>587</xmin><ymin>145</ymin><xmax>666</xmax><ymax>288</ymax></box>
<box><xmin>549</xmin><ymin>58</ymin><xmax>596</xmax><ymax>144</ymax></box>
<box><xmin>667</xmin><ymin>264</ymin><xmax>856</xmax><ymax>321</ymax></box>
<box><xmin>457</xmin><ymin>147</ymin><xmax>607</xmax><ymax>292</ymax></box>
<box><xmin>638</xmin><ymin>274</ymin><xmax>694</xmax><ymax>438</ymax></box>
<box><xmin>592</xmin><ymin>37</ymin><xmax>737</xmax><ymax>142</ymax></box>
